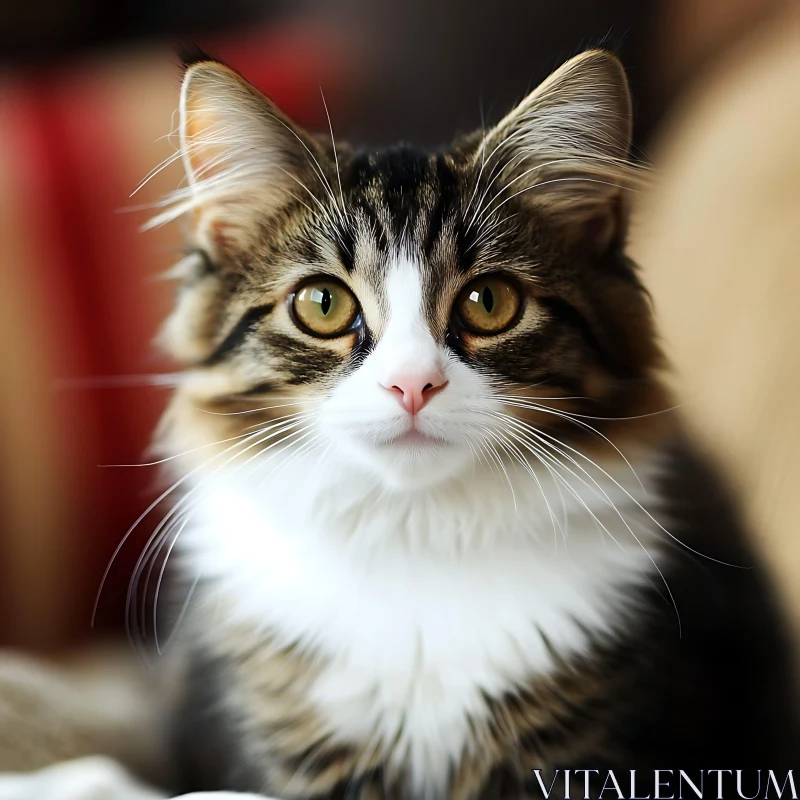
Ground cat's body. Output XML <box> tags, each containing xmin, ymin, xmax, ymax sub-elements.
<box><xmin>169</xmin><ymin>437</ymin><xmax>797</xmax><ymax>799</ymax></box>
<box><xmin>151</xmin><ymin>50</ymin><xmax>799</xmax><ymax>799</ymax></box>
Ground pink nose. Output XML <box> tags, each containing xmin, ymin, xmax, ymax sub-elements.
<box><xmin>382</xmin><ymin>370</ymin><xmax>448</xmax><ymax>415</ymax></box>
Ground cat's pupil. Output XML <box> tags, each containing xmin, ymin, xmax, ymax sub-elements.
<box><xmin>321</xmin><ymin>288</ymin><xmax>331</xmax><ymax>315</ymax></box>
<box><xmin>482</xmin><ymin>286</ymin><xmax>494</xmax><ymax>314</ymax></box>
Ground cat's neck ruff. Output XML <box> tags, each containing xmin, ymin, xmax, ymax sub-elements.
<box><xmin>179</xmin><ymin>445</ymin><xmax>663</xmax><ymax>795</ymax></box>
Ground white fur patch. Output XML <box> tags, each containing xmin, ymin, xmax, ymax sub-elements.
<box><xmin>181</xmin><ymin>453</ymin><xmax>661</xmax><ymax>796</ymax></box>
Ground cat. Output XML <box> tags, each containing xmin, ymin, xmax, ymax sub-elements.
<box><xmin>150</xmin><ymin>49</ymin><xmax>799</xmax><ymax>799</ymax></box>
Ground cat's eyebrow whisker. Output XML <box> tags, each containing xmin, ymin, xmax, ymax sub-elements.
<box><xmin>466</xmin><ymin>214</ymin><xmax>517</xmax><ymax>255</ymax></box>
<box><xmin>276</xmin><ymin>165</ymin><xmax>351</xmax><ymax>247</ymax></box>
<box><xmin>274</xmin><ymin>166</ymin><xmax>349</xmax><ymax>249</ymax></box>
<box><xmin>487</xmin><ymin>175</ymin><xmax>642</xmax><ymax>230</ymax></box>
<box><xmin>470</xmin><ymin>152</ymin><xmax>638</xmax><ymax>233</ymax></box>
<box><xmin>268</xmin><ymin>113</ymin><xmax>343</xmax><ymax>226</ymax></box>
<box><xmin>464</xmin><ymin>143</ymin><xmax>526</xmax><ymax>229</ymax></box>
<box><xmin>469</xmin><ymin>153</ymin><xmax>577</xmax><ymax>233</ymax></box>
<box><xmin>319</xmin><ymin>87</ymin><xmax>348</xmax><ymax>224</ymax></box>
<box><xmin>466</xmin><ymin>117</ymin><xmax>555</xmax><ymax>223</ymax></box>
<box><xmin>280</xmin><ymin>189</ymin><xmax>317</xmax><ymax>220</ymax></box>
<box><xmin>469</xmin><ymin>146</ymin><xmax>568</xmax><ymax>231</ymax></box>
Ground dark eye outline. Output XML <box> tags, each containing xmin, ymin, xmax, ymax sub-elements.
<box><xmin>451</xmin><ymin>274</ymin><xmax>524</xmax><ymax>337</ymax></box>
<box><xmin>288</xmin><ymin>276</ymin><xmax>363</xmax><ymax>339</ymax></box>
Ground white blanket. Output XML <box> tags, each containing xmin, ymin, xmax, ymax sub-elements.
<box><xmin>0</xmin><ymin>756</ymin><xmax>263</xmax><ymax>799</ymax></box>
<box><xmin>0</xmin><ymin>648</ymin><xmax>267</xmax><ymax>800</ymax></box>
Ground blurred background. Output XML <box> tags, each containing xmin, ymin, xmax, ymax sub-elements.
<box><xmin>0</xmin><ymin>0</ymin><xmax>797</xmax><ymax>651</ymax></box>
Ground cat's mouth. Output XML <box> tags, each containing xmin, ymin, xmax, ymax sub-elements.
<box><xmin>379</xmin><ymin>428</ymin><xmax>447</xmax><ymax>449</ymax></box>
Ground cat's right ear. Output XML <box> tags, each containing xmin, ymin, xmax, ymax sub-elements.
<box><xmin>472</xmin><ymin>50</ymin><xmax>641</xmax><ymax>255</ymax></box>
<box><xmin>150</xmin><ymin>57</ymin><xmax>324</xmax><ymax>254</ymax></box>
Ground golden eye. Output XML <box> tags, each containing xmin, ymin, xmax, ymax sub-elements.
<box><xmin>455</xmin><ymin>276</ymin><xmax>521</xmax><ymax>334</ymax></box>
<box><xmin>292</xmin><ymin>279</ymin><xmax>359</xmax><ymax>337</ymax></box>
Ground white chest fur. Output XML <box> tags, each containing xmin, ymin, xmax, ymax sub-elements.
<box><xmin>180</xmin><ymin>452</ymin><xmax>660</xmax><ymax>795</ymax></box>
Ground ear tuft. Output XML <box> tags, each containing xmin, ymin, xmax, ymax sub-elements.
<box><xmin>176</xmin><ymin>43</ymin><xmax>218</xmax><ymax>73</ymax></box>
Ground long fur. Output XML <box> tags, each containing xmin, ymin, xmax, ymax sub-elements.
<box><xmin>132</xmin><ymin>50</ymin><xmax>800</xmax><ymax>799</ymax></box>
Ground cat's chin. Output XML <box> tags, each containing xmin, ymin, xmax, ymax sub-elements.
<box><xmin>341</xmin><ymin>437</ymin><xmax>471</xmax><ymax>491</ymax></box>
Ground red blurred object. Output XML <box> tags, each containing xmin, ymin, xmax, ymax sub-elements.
<box><xmin>0</xmin><ymin>22</ymin><xmax>361</xmax><ymax>649</ymax></box>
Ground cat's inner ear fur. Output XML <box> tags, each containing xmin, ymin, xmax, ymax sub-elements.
<box><xmin>154</xmin><ymin>59</ymin><xmax>325</xmax><ymax>255</ymax></box>
<box><xmin>474</xmin><ymin>50</ymin><xmax>639</xmax><ymax>254</ymax></box>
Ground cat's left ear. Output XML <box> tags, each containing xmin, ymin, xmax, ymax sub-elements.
<box><xmin>474</xmin><ymin>50</ymin><xmax>638</xmax><ymax>253</ymax></box>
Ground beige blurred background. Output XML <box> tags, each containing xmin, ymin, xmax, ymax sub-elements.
<box><xmin>634</xmin><ymin>2</ymin><xmax>800</xmax><ymax>628</ymax></box>
<box><xmin>0</xmin><ymin>0</ymin><xmax>798</xmax><ymax>651</ymax></box>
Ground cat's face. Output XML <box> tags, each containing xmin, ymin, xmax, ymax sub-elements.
<box><xmin>156</xmin><ymin>51</ymin><xmax>666</xmax><ymax>491</ymax></box>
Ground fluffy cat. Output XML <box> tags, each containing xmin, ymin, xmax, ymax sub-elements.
<box><xmin>150</xmin><ymin>49</ymin><xmax>798</xmax><ymax>799</ymax></box>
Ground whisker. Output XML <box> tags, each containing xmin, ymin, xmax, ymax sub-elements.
<box><xmin>100</xmin><ymin>411</ymin><xmax>310</xmax><ymax>467</ymax></box>
<box><xmin>94</xmin><ymin>424</ymin><xmax>265</xmax><ymax>629</ymax></box>
<box><xmin>495</xmin><ymin>394</ymin><xmax>682</xmax><ymax>421</ymax></box>
<box><xmin>496</xmin><ymin>397</ymin><xmax>645</xmax><ymax>492</ymax></box>
<box><xmin>498</xmin><ymin>411</ymin><xmax>746</xmax><ymax>570</ymax></box>
<box><xmin>480</xmin><ymin>431</ymin><xmax>518</xmax><ymax>512</ymax></box>
<box><xmin>485</xmin><ymin>411</ymin><xmax>681</xmax><ymax>635</ymax></box>
<box><xmin>150</xmin><ymin>422</ymin><xmax>317</xmax><ymax>652</ymax></box>
<box><xmin>54</xmin><ymin>373</ymin><xmax>182</xmax><ymax>391</ymax></box>
<box><xmin>490</xmin><ymin>426</ymin><xmax>564</xmax><ymax>546</ymax></box>
<box><xmin>94</xmin><ymin>408</ymin><xmax>314</xmax><ymax>633</ymax></box>
<box><xmin>198</xmin><ymin>401</ymin><xmax>311</xmax><ymax>417</ymax></box>
<box><xmin>492</xmin><ymin>412</ymin><xmax>749</xmax><ymax>569</ymax></box>
<box><xmin>319</xmin><ymin>87</ymin><xmax>347</xmax><ymax>223</ymax></box>
<box><xmin>136</xmin><ymin>420</ymin><xmax>315</xmax><ymax>654</ymax></box>
<box><xmin>161</xmin><ymin>571</ymin><xmax>199</xmax><ymax>652</ymax></box>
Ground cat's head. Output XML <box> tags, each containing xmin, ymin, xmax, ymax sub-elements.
<box><xmin>157</xmin><ymin>50</ymin><xmax>668</xmax><ymax>491</ymax></box>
